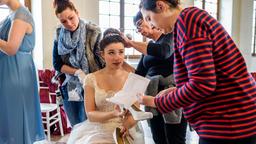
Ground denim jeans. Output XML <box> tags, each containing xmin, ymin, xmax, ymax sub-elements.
<box><xmin>60</xmin><ymin>85</ymin><xmax>86</xmax><ymax>127</ymax></box>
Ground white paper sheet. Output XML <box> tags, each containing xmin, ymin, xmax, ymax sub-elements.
<box><xmin>106</xmin><ymin>73</ymin><xmax>150</xmax><ymax>108</ymax></box>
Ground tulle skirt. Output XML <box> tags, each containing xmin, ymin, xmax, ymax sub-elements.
<box><xmin>67</xmin><ymin>120</ymin><xmax>145</xmax><ymax>144</ymax></box>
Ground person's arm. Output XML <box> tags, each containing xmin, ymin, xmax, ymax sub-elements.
<box><xmin>146</xmin><ymin>33</ymin><xmax>174</xmax><ymax>59</ymax></box>
<box><xmin>129</xmin><ymin>41</ymin><xmax>148</xmax><ymax>55</ymax></box>
<box><xmin>85</xmin><ymin>85</ymin><xmax>125</xmax><ymax>122</ymax></box>
<box><xmin>155</xmin><ymin>37</ymin><xmax>216</xmax><ymax>113</ymax></box>
<box><xmin>0</xmin><ymin>19</ymin><xmax>31</xmax><ymax>56</ymax></box>
<box><xmin>52</xmin><ymin>40</ymin><xmax>78</xmax><ymax>75</ymax></box>
<box><xmin>52</xmin><ymin>40</ymin><xmax>64</xmax><ymax>72</ymax></box>
<box><xmin>123</xmin><ymin>34</ymin><xmax>173</xmax><ymax>59</ymax></box>
<box><xmin>122</xmin><ymin>34</ymin><xmax>148</xmax><ymax>55</ymax></box>
<box><xmin>61</xmin><ymin>65</ymin><xmax>79</xmax><ymax>75</ymax></box>
<box><xmin>134</xmin><ymin>55</ymin><xmax>147</xmax><ymax>77</ymax></box>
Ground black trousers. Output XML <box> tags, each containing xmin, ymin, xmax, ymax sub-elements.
<box><xmin>149</xmin><ymin>114</ymin><xmax>187</xmax><ymax>144</ymax></box>
<box><xmin>199</xmin><ymin>135</ymin><xmax>256</xmax><ymax>144</ymax></box>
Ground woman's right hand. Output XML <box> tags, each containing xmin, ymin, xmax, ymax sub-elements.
<box><xmin>121</xmin><ymin>33</ymin><xmax>133</xmax><ymax>48</ymax></box>
<box><xmin>137</xmin><ymin>93</ymin><xmax>156</xmax><ymax>108</ymax></box>
<box><xmin>158</xmin><ymin>87</ymin><xmax>176</xmax><ymax>96</ymax></box>
<box><xmin>113</xmin><ymin>105</ymin><xmax>127</xmax><ymax>118</ymax></box>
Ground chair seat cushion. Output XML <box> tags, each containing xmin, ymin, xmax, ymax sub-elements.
<box><xmin>40</xmin><ymin>103</ymin><xmax>58</xmax><ymax>112</ymax></box>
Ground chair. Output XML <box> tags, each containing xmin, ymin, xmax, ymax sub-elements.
<box><xmin>39</xmin><ymin>85</ymin><xmax>64</xmax><ymax>140</ymax></box>
<box><xmin>38</xmin><ymin>69</ymin><xmax>71</xmax><ymax>135</ymax></box>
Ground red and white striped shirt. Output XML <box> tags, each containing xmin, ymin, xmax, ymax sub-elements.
<box><xmin>155</xmin><ymin>7</ymin><xmax>256</xmax><ymax>140</ymax></box>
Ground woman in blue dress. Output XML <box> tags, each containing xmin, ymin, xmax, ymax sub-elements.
<box><xmin>0</xmin><ymin>0</ymin><xmax>45</xmax><ymax>143</ymax></box>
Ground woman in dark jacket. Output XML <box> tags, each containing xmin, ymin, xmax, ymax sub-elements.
<box><xmin>124</xmin><ymin>11</ymin><xmax>187</xmax><ymax>144</ymax></box>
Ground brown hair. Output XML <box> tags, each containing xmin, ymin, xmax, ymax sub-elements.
<box><xmin>53</xmin><ymin>0</ymin><xmax>77</xmax><ymax>15</ymax></box>
<box><xmin>141</xmin><ymin>0</ymin><xmax>180</xmax><ymax>12</ymax></box>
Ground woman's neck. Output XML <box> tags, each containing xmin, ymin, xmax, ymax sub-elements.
<box><xmin>168</xmin><ymin>6</ymin><xmax>183</xmax><ymax>32</ymax></box>
<box><xmin>151</xmin><ymin>30</ymin><xmax>163</xmax><ymax>41</ymax></box>
<box><xmin>102</xmin><ymin>67</ymin><xmax>123</xmax><ymax>76</ymax></box>
<box><xmin>7</xmin><ymin>1</ymin><xmax>21</xmax><ymax>11</ymax></box>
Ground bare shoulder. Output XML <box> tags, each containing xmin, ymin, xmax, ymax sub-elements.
<box><xmin>93</xmin><ymin>70</ymin><xmax>104</xmax><ymax>77</ymax></box>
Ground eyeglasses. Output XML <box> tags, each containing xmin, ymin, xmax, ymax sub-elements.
<box><xmin>135</xmin><ymin>19</ymin><xmax>143</xmax><ymax>33</ymax></box>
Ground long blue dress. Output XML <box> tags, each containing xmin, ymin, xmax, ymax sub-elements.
<box><xmin>0</xmin><ymin>6</ymin><xmax>45</xmax><ymax>144</ymax></box>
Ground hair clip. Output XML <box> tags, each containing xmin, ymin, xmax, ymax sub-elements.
<box><xmin>104</xmin><ymin>33</ymin><xmax>120</xmax><ymax>38</ymax></box>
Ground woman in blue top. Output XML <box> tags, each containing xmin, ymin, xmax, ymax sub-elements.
<box><xmin>0</xmin><ymin>0</ymin><xmax>45</xmax><ymax>143</ymax></box>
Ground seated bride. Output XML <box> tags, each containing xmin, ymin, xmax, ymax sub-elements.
<box><xmin>67</xmin><ymin>28</ymin><xmax>145</xmax><ymax>144</ymax></box>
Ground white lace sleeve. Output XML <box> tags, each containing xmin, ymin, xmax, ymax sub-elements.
<box><xmin>84</xmin><ymin>73</ymin><xmax>95</xmax><ymax>88</ymax></box>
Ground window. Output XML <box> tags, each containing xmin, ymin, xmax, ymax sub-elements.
<box><xmin>99</xmin><ymin>0</ymin><xmax>142</xmax><ymax>57</ymax></box>
<box><xmin>194</xmin><ymin>0</ymin><xmax>219</xmax><ymax>20</ymax></box>
<box><xmin>0</xmin><ymin>0</ymin><xmax>29</xmax><ymax>21</ymax></box>
<box><xmin>252</xmin><ymin>0</ymin><xmax>256</xmax><ymax>56</ymax></box>
<box><xmin>0</xmin><ymin>5</ymin><xmax>9</xmax><ymax>21</ymax></box>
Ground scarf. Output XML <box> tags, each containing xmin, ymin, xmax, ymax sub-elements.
<box><xmin>58</xmin><ymin>19</ymin><xmax>89</xmax><ymax>101</ymax></box>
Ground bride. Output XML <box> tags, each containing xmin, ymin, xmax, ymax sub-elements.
<box><xmin>67</xmin><ymin>28</ymin><xmax>144</xmax><ymax>144</ymax></box>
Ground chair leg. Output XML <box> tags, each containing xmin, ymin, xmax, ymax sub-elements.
<box><xmin>57</xmin><ymin>107</ymin><xmax>64</xmax><ymax>136</ymax></box>
<box><xmin>46</xmin><ymin>112</ymin><xmax>51</xmax><ymax>140</ymax></box>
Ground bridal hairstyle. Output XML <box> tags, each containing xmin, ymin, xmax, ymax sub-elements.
<box><xmin>100</xmin><ymin>28</ymin><xmax>125</xmax><ymax>51</ymax></box>
<box><xmin>53</xmin><ymin>0</ymin><xmax>78</xmax><ymax>15</ymax></box>
<box><xmin>141</xmin><ymin>0</ymin><xmax>180</xmax><ymax>12</ymax></box>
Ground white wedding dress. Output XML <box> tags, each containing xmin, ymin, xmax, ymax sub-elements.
<box><xmin>67</xmin><ymin>74</ymin><xmax>145</xmax><ymax>144</ymax></box>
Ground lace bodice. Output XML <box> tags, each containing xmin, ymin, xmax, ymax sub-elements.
<box><xmin>84</xmin><ymin>73</ymin><xmax>121</xmax><ymax>129</ymax></box>
<box><xmin>68</xmin><ymin>73</ymin><xmax>145</xmax><ymax>144</ymax></box>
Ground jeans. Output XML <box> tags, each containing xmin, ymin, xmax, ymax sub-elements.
<box><xmin>60</xmin><ymin>85</ymin><xmax>86</xmax><ymax>127</ymax></box>
<box><xmin>199</xmin><ymin>135</ymin><xmax>256</xmax><ymax>144</ymax></box>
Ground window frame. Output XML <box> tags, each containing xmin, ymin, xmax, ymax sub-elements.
<box><xmin>0</xmin><ymin>0</ymin><xmax>30</xmax><ymax>21</ymax></box>
<box><xmin>99</xmin><ymin>0</ymin><xmax>143</xmax><ymax>58</ymax></box>
<box><xmin>252</xmin><ymin>0</ymin><xmax>256</xmax><ymax>56</ymax></box>
<box><xmin>194</xmin><ymin>0</ymin><xmax>220</xmax><ymax>20</ymax></box>
<box><xmin>0</xmin><ymin>5</ymin><xmax>9</xmax><ymax>21</ymax></box>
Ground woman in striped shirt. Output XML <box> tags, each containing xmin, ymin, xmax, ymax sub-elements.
<box><xmin>138</xmin><ymin>0</ymin><xmax>256</xmax><ymax>144</ymax></box>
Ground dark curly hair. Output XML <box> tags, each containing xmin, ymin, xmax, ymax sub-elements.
<box><xmin>53</xmin><ymin>0</ymin><xmax>77</xmax><ymax>15</ymax></box>
<box><xmin>141</xmin><ymin>0</ymin><xmax>180</xmax><ymax>12</ymax></box>
<box><xmin>100</xmin><ymin>28</ymin><xmax>125</xmax><ymax>51</ymax></box>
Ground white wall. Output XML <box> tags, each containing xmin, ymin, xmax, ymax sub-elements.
<box><xmin>212</xmin><ymin>0</ymin><xmax>256</xmax><ymax>72</ymax></box>
<box><xmin>219</xmin><ymin>0</ymin><xmax>233</xmax><ymax>36</ymax></box>
<box><xmin>74</xmin><ymin>0</ymin><xmax>99</xmax><ymax>24</ymax></box>
<box><xmin>231</xmin><ymin>0</ymin><xmax>241</xmax><ymax>47</ymax></box>
<box><xmin>39</xmin><ymin>0</ymin><xmax>256</xmax><ymax>71</ymax></box>
<box><xmin>32</xmin><ymin>0</ymin><xmax>43</xmax><ymax>69</ymax></box>
<box><xmin>180</xmin><ymin>0</ymin><xmax>194</xmax><ymax>7</ymax></box>
<box><xmin>39</xmin><ymin>0</ymin><xmax>99</xmax><ymax>68</ymax></box>
<box><xmin>238</xmin><ymin>0</ymin><xmax>256</xmax><ymax>72</ymax></box>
